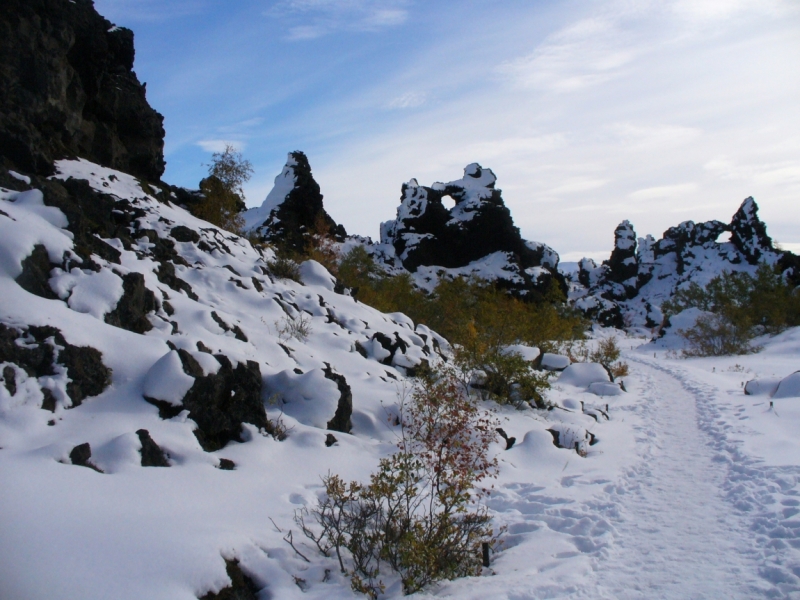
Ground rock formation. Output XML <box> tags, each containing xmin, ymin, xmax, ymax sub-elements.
<box><xmin>242</xmin><ymin>151</ymin><xmax>346</xmax><ymax>254</ymax></box>
<box><xmin>0</xmin><ymin>0</ymin><xmax>165</xmax><ymax>180</ymax></box>
<box><xmin>571</xmin><ymin>197</ymin><xmax>792</xmax><ymax>328</ymax></box>
<box><xmin>375</xmin><ymin>163</ymin><xmax>564</xmax><ymax>299</ymax></box>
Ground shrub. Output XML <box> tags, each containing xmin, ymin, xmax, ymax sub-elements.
<box><xmin>305</xmin><ymin>214</ymin><xmax>341</xmax><ymax>275</ymax></box>
<box><xmin>678</xmin><ymin>312</ymin><xmax>757</xmax><ymax>357</ymax></box>
<box><xmin>275</xmin><ymin>313</ymin><xmax>311</xmax><ymax>342</ymax></box>
<box><xmin>267</xmin><ymin>255</ymin><xmax>301</xmax><ymax>282</ymax></box>
<box><xmin>662</xmin><ymin>263</ymin><xmax>800</xmax><ymax>356</ymax></box>
<box><xmin>298</xmin><ymin>370</ymin><xmax>499</xmax><ymax>597</ymax></box>
<box><xmin>190</xmin><ymin>145</ymin><xmax>253</xmax><ymax>234</ymax></box>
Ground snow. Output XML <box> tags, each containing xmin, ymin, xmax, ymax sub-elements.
<box><xmin>143</xmin><ymin>351</ymin><xmax>196</xmax><ymax>405</ymax></box>
<box><xmin>8</xmin><ymin>170</ymin><xmax>31</xmax><ymax>185</ymax></box>
<box><xmin>2</xmin><ymin>159</ymin><xmax>800</xmax><ymax>599</ymax></box>
<box><xmin>557</xmin><ymin>362</ymin><xmax>610</xmax><ymax>388</ymax></box>
<box><xmin>541</xmin><ymin>352</ymin><xmax>571</xmax><ymax>371</ymax></box>
<box><xmin>773</xmin><ymin>371</ymin><xmax>800</xmax><ymax>399</ymax></box>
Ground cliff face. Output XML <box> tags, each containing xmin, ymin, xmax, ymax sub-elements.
<box><xmin>0</xmin><ymin>0</ymin><xmax>165</xmax><ymax>181</ymax></box>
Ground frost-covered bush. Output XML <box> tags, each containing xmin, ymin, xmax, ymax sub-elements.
<box><xmin>297</xmin><ymin>370</ymin><xmax>499</xmax><ymax>597</ymax></box>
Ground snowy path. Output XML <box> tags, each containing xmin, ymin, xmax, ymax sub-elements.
<box><xmin>588</xmin><ymin>360</ymin><xmax>769</xmax><ymax>598</ymax></box>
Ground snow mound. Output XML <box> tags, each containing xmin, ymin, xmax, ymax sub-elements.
<box><xmin>541</xmin><ymin>353</ymin><xmax>570</xmax><ymax>371</ymax></box>
<box><xmin>773</xmin><ymin>371</ymin><xmax>800</xmax><ymax>399</ymax></box>
<box><xmin>557</xmin><ymin>363</ymin><xmax>610</xmax><ymax>388</ymax></box>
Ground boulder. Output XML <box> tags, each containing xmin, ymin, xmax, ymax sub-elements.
<box><xmin>0</xmin><ymin>323</ymin><xmax>111</xmax><ymax>409</ymax></box>
<box><xmin>145</xmin><ymin>350</ymin><xmax>268</xmax><ymax>452</ymax></box>
<box><xmin>540</xmin><ymin>353</ymin><xmax>570</xmax><ymax>372</ymax></box>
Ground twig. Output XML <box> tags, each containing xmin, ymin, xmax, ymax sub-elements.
<box><xmin>283</xmin><ymin>530</ymin><xmax>311</xmax><ymax>563</ymax></box>
<box><xmin>268</xmin><ymin>517</ymin><xmax>283</xmax><ymax>533</ymax></box>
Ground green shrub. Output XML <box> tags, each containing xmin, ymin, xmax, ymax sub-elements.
<box><xmin>679</xmin><ymin>312</ymin><xmax>757</xmax><ymax>357</ymax></box>
<box><xmin>267</xmin><ymin>255</ymin><xmax>301</xmax><ymax>282</ymax></box>
<box><xmin>297</xmin><ymin>370</ymin><xmax>499</xmax><ymax>597</ymax></box>
<box><xmin>662</xmin><ymin>263</ymin><xmax>800</xmax><ymax>356</ymax></box>
<box><xmin>190</xmin><ymin>145</ymin><xmax>253</xmax><ymax>234</ymax></box>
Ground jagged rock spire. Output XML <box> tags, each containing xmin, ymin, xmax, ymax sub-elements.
<box><xmin>242</xmin><ymin>151</ymin><xmax>345</xmax><ymax>254</ymax></box>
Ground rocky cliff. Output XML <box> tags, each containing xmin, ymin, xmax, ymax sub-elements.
<box><xmin>0</xmin><ymin>0</ymin><xmax>165</xmax><ymax>181</ymax></box>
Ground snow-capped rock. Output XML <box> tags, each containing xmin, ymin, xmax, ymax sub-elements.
<box><xmin>376</xmin><ymin>163</ymin><xmax>565</xmax><ymax>298</ymax></box>
<box><xmin>570</xmin><ymin>197</ymin><xmax>790</xmax><ymax>329</ymax></box>
<box><xmin>242</xmin><ymin>151</ymin><xmax>346</xmax><ymax>253</ymax></box>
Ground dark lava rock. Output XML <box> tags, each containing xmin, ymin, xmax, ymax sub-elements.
<box><xmin>730</xmin><ymin>197</ymin><xmax>775</xmax><ymax>264</ymax></box>
<box><xmin>603</xmin><ymin>221</ymin><xmax>638</xmax><ymax>298</ymax></box>
<box><xmin>170</xmin><ymin>225</ymin><xmax>200</xmax><ymax>244</ymax></box>
<box><xmin>2</xmin><ymin>365</ymin><xmax>17</xmax><ymax>396</ymax></box>
<box><xmin>325</xmin><ymin>433</ymin><xmax>338</xmax><ymax>447</ymax></box>
<box><xmin>146</xmin><ymin>350</ymin><xmax>268</xmax><ymax>452</ymax></box>
<box><xmin>323</xmin><ymin>362</ymin><xmax>352</xmax><ymax>434</ymax></box>
<box><xmin>104</xmin><ymin>272</ymin><xmax>157</xmax><ymax>334</ymax></box>
<box><xmin>156</xmin><ymin>261</ymin><xmax>198</xmax><ymax>301</ymax></box>
<box><xmin>41</xmin><ymin>176</ymin><xmax>139</xmax><ymax>261</ymax></box>
<box><xmin>198</xmin><ymin>559</ymin><xmax>260</xmax><ymax>600</ymax></box>
<box><xmin>0</xmin><ymin>0</ymin><xmax>165</xmax><ymax>180</ymax></box>
<box><xmin>135</xmin><ymin>429</ymin><xmax>169</xmax><ymax>467</ymax></box>
<box><xmin>0</xmin><ymin>323</ymin><xmax>111</xmax><ymax>408</ymax></box>
<box><xmin>218</xmin><ymin>458</ymin><xmax>236</xmax><ymax>471</ymax></box>
<box><xmin>380</xmin><ymin>163</ymin><xmax>565</xmax><ymax>299</ymax></box>
<box><xmin>69</xmin><ymin>442</ymin><xmax>103</xmax><ymax>472</ymax></box>
<box><xmin>496</xmin><ymin>427</ymin><xmax>516</xmax><ymax>450</ymax></box>
<box><xmin>16</xmin><ymin>244</ymin><xmax>58</xmax><ymax>299</ymax></box>
<box><xmin>246</xmin><ymin>151</ymin><xmax>346</xmax><ymax>254</ymax></box>
<box><xmin>58</xmin><ymin>342</ymin><xmax>112</xmax><ymax>406</ymax></box>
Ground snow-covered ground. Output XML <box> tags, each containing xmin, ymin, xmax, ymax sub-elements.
<box><xmin>1</xmin><ymin>160</ymin><xmax>800</xmax><ymax>599</ymax></box>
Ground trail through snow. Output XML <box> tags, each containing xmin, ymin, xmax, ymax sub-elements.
<box><xmin>589</xmin><ymin>359</ymin><xmax>769</xmax><ymax>598</ymax></box>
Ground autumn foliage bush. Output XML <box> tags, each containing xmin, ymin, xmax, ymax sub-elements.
<box><xmin>297</xmin><ymin>369</ymin><xmax>500</xmax><ymax>597</ymax></box>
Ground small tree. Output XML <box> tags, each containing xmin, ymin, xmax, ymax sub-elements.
<box><xmin>192</xmin><ymin>145</ymin><xmax>253</xmax><ymax>233</ymax></box>
<box><xmin>298</xmin><ymin>369</ymin><xmax>500</xmax><ymax>597</ymax></box>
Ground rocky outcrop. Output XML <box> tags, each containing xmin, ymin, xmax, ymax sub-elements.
<box><xmin>198</xmin><ymin>559</ymin><xmax>261</xmax><ymax>600</ymax></box>
<box><xmin>0</xmin><ymin>0</ymin><xmax>165</xmax><ymax>180</ymax></box>
<box><xmin>572</xmin><ymin>197</ymin><xmax>790</xmax><ymax>328</ymax></box>
<box><xmin>0</xmin><ymin>323</ymin><xmax>111</xmax><ymax>410</ymax></box>
<box><xmin>242</xmin><ymin>152</ymin><xmax>346</xmax><ymax>254</ymax></box>
<box><xmin>136</xmin><ymin>429</ymin><xmax>170</xmax><ymax>467</ymax></box>
<box><xmin>145</xmin><ymin>349</ymin><xmax>268</xmax><ymax>452</ymax></box>
<box><xmin>377</xmin><ymin>163</ymin><xmax>564</xmax><ymax>299</ymax></box>
<box><xmin>323</xmin><ymin>363</ymin><xmax>353</xmax><ymax>434</ymax></box>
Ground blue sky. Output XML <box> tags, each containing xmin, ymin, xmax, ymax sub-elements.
<box><xmin>94</xmin><ymin>0</ymin><xmax>800</xmax><ymax>261</ymax></box>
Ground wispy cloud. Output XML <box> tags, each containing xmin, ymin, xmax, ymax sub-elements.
<box><xmin>498</xmin><ymin>17</ymin><xmax>638</xmax><ymax>92</ymax></box>
<box><xmin>267</xmin><ymin>0</ymin><xmax>410</xmax><ymax>40</ymax></box>
<box><xmin>387</xmin><ymin>91</ymin><xmax>426</xmax><ymax>109</ymax></box>
<box><xmin>196</xmin><ymin>139</ymin><xmax>246</xmax><ymax>153</ymax></box>
<box><xmin>629</xmin><ymin>183</ymin><xmax>698</xmax><ymax>200</ymax></box>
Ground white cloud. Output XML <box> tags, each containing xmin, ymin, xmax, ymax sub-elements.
<box><xmin>196</xmin><ymin>139</ymin><xmax>245</xmax><ymax>153</ymax></box>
